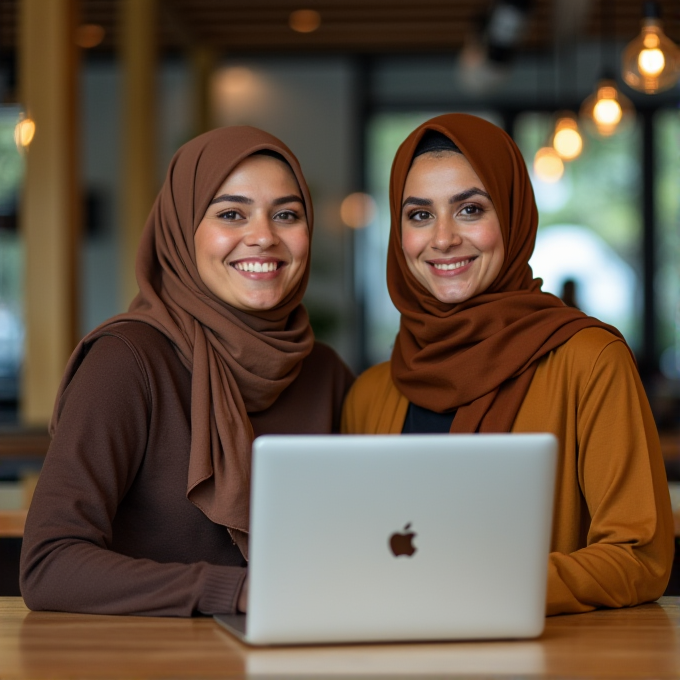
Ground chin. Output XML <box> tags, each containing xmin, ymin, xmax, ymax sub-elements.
<box><xmin>234</xmin><ymin>294</ymin><xmax>285</xmax><ymax>312</ymax></box>
<box><xmin>430</xmin><ymin>286</ymin><xmax>476</xmax><ymax>305</ymax></box>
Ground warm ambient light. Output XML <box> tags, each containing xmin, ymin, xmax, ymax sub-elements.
<box><xmin>552</xmin><ymin>115</ymin><xmax>583</xmax><ymax>161</ymax></box>
<box><xmin>533</xmin><ymin>147</ymin><xmax>564</xmax><ymax>184</ymax></box>
<box><xmin>638</xmin><ymin>38</ymin><xmax>665</xmax><ymax>77</ymax></box>
<box><xmin>289</xmin><ymin>9</ymin><xmax>321</xmax><ymax>33</ymax></box>
<box><xmin>214</xmin><ymin>67</ymin><xmax>258</xmax><ymax>100</ymax></box>
<box><xmin>621</xmin><ymin>2</ymin><xmax>680</xmax><ymax>94</ymax></box>
<box><xmin>340</xmin><ymin>193</ymin><xmax>377</xmax><ymax>229</ymax></box>
<box><xmin>76</xmin><ymin>24</ymin><xmax>105</xmax><ymax>49</ymax></box>
<box><xmin>593</xmin><ymin>91</ymin><xmax>622</xmax><ymax>127</ymax></box>
<box><xmin>14</xmin><ymin>114</ymin><xmax>36</xmax><ymax>151</ymax></box>
<box><xmin>580</xmin><ymin>79</ymin><xmax>634</xmax><ymax>137</ymax></box>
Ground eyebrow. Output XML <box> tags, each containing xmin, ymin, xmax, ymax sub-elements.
<box><xmin>449</xmin><ymin>188</ymin><xmax>491</xmax><ymax>203</ymax></box>
<box><xmin>401</xmin><ymin>187</ymin><xmax>491</xmax><ymax>210</ymax></box>
<box><xmin>272</xmin><ymin>194</ymin><xmax>304</xmax><ymax>206</ymax></box>
<box><xmin>209</xmin><ymin>193</ymin><xmax>304</xmax><ymax>207</ymax></box>
<box><xmin>209</xmin><ymin>194</ymin><xmax>253</xmax><ymax>206</ymax></box>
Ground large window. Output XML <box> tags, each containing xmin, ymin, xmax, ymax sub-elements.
<box><xmin>656</xmin><ymin>110</ymin><xmax>680</xmax><ymax>380</ymax></box>
<box><xmin>515</xmin><ymin>113</ymin><xmax>643</xmax><ymax>352</ymax></box>
<box><xmin>0</xmin><ymin>106</ymin><xmax>25</xmax><ymax>409</ymax></box>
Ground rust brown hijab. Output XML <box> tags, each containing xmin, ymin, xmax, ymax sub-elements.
<box><xmin>388</xmin><ymin>113</ymin><xmax>625</xmax><ymax>432</ymax></box>
<box><xmin>51</xmin><ymin>127</ymin><xmax>314</xmax><ymax>554</ymax></box>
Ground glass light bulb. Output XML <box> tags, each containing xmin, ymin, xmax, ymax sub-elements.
<box><xmin>533</xmin><ymin>147</ymin><xmax>564</xmax><ymax>183</ymax></box>
<box><xmin>340</xmin><ymin>192</ymin><xmax>376</xmax><ymax>229</ymax></box>
<box><xmin>552</xmin><ymin>116</ymin><xmax>583</xmax><ymax>160</ymax></box>
<box><xmin>593</xmin><ymin>97</ymin><xmax>623</xmax><ymax>127</ymax></box>
<box><xmin>289</xmin><ymin>9</ymin><xmax>321</xmax><ymax>33</ymax></box>
<box><xmin>638</xmin><ymin>48</ymin><xmax>665</xmax><ymax>76</ymax></box>
<box><xmin>553</xmin><ymin>128</ymin><xmax>582</xmax><ymax>160</ymax></box>
<box><xmin>14</xmin><ymin>116</ymin><xmax>36</xmax><ymax>150</ymax></box>
<box><xmin>622</xmin><ymin>19</ymin><xmax>680</xmax><ymax>93</ymax></box>
<box><xmin>643</xmin><ymin>32</ymin><xmax>660</xmax><ymax>49</ymax></box>
<box><xmin>580</xmin><ymin>79</ymin><xmax>634</xmax><ymax>138</ymax></box>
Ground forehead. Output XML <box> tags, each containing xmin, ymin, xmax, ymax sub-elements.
<box><xmin>404</xmin><ymin>152</ymin><xmax>486</xmax><ymax>192</ymax></box>
<box><xmin>213</xmin><ymin>154</ymin><xmax>299</xmax><ymax>195</ymax></box>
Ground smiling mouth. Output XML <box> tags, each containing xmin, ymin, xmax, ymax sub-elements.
<box><xmin>429</xmin><ymin>257</ymin><xmax>476</xmax><ymax>271</ymax></box>
<box><xmin>231</xmin><ymin>260</ymin><xmax>283</xmax><ymax>273</ymax></box>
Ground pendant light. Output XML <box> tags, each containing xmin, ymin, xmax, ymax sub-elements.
<box><xmin>580</xmin><ymin>0</ymin><xmax>635</xmax><ymax>138</ymax></box>
<box><xmin>533</xmin><ymin>146</ymin><xmax>564</xmax><ymax>183</ymax></box>
<box><xmin>14</xmin><ymin>112</ymin><xmax>36</xmax><ymax>152</ymax></box>
<box><xmin>580</xmin><ymin>76</ymin><xmax>635</xmax><ymax>137</ymax></box>
<box><xmin>551</xmin><ymin>112</ymin><xmax>583</xmax><ymax>161</ymax></box>
<box><xmin>621</xmin><ymin>1</ymin><xmax>680</xmax><ymax>94</ymax></box>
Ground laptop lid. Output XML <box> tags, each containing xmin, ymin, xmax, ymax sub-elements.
<box><xmin>215</xmin><ymin>433</ymin><xmax>557</xmax><ymax>645</ymax></box>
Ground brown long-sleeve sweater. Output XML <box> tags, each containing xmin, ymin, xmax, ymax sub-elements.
<box><xmin>342</xmin><ymin>328</ymin><xmax>674</xmax><ymax>616</ymax></box>
<box><xmin>20</xmin><ymin>321</ymin><xmax>354</xmax><ymax>617</ymax></box>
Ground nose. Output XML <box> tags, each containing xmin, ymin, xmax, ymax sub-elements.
<box><xmin>244</xmin><ymin>212</ymin><xmax>280</xmax><ymax>249</ymax></box>
<box><xmin>431</xmin><ymin>217</ymin><xmax>462</xmax><ymax>251</ymax></box>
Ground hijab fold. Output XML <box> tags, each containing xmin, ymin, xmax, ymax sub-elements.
<box><xmin>51</xmin><ymin>127</ymin><xmax>315</xmax><ymax>556</ymax></box>
<box><xmin>388</xmin><ymin>114</ymin><xmax>626</xmax><ymax>433</ymax></box>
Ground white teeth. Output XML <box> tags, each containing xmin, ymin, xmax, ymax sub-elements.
<box><xmin>432</xmin><ymin>259</ymin><xmax>473</xmax><ymax>271</ymax></box>
<box><xmin>234</xmin><ymin>261</ymin><xmax>278</xmax><ymax>272</ymax></box>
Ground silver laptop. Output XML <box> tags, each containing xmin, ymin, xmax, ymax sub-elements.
<box><xmin>214</xmin><ymin>433</ymin><xmax>557</xmax><ymax>646</ymax></box>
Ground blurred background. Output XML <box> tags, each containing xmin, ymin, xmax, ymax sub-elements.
<box><xmin>1</xmin><ymin>0</ymin><xmax>680</xmax><ymax>590</ymax></box>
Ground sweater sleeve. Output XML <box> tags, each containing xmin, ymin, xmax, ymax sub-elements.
<box><xmin>20</xmin><ymin>335</ymin><xmax>246</xmax><ymax>617</ymax></box>
<box><xmin>545</xmin><ymin>340</ymin><xmax>674</xmax><ymax>615</ymax></box>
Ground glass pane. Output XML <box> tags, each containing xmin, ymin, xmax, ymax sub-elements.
<box><xmin>515</xmin><ymin>112</ymin><xmax>643</xmax><ymax>351</ymax></box>
<box><xmin>0</xmin><ymin>106</ymin><xmax>25</xmax><ymax>409</ymax></box>
<box><xmin>656</xmin><ymin>110</ymin><xmax>680</xmax><ymax>380</ymax></box>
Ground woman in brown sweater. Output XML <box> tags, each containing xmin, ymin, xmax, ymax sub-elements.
<box><xmin>20</xmin><ymin>127</ymin><xmax>353</xmax><ymax>617</ymax></box>
<box><xmin>342</xmin><ymin>114</ymin><xmax>674</xmax><ymax>616</ymax></box>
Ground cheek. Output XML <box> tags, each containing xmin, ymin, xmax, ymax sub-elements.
<box><xmin>401</xmin><ymin>223</ymin><xmax>426</xmax><ymax>264</ymax></box>
<box><xmin>193</xmin><ymin>225</ymin><xmax>210</xmax><ymax>271</ymax></box>
<box><xmin>194</xmin><ymin>222</ymin><xmax>237</xmax><ymax>264</ymax></box>
<box><xmin>477</xmin><ymin>221</ymin><xmax>504</xmax><ymax>259</ymax></box>
<box><xmin>478</xmin><ymin>221</ymin><xmax>505</xmax><ymax>281</ymax></box>
<box><xmin>287</xmin><ymin>227</ymin><xmax>310</xmax><ymax>265</ymax></box>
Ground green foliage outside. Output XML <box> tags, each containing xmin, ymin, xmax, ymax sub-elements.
<box><xmin>0</xmin><ymin>108</ymin><xmax>24</xmax><ymax>214</ymax></box>
<box><xmin>515</xmin><ymin>112</ymin><xmax>641</xmax><ymax>262</ymax></box>
<box><xmin>0</xmin><ymin>107</ymin><xmax>24</xmax><ymax>317</ymax></box>
<box><xmin>656</xmin><ymin>111</ymin><xmax>680</xmax><ymax>356</ymax></box>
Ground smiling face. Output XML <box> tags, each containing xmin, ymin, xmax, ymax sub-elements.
<box><xmin>400</xmin><ymin>151</ymin><xmax>504</xmax><ymax>305</ymax></box>
<box><xmin>194</xmin><ymin>153</ymin><xmax>309</xmax><ymax>312</ymax></box>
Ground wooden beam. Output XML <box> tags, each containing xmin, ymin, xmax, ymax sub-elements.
<box><xmin>19</xmin><ymin>0</ymin><xmax>80</xmax><ymax>426</ymax></box>
<box><xmin>119</xmin><ymin>0</ymin><xmax>158</xmax><ymax>309</ymax></box>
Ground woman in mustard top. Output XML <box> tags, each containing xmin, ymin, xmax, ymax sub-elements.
<box><xmin>342</xmin><ymin>114</ymin><xmax>674</xmax><ymax>616</ymax></box>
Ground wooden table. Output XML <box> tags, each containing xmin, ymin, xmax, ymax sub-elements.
<box><xmin>0</xmin><ymin>510</ymin><xmax>27</xmax><ymax>538</ymax></box>
<box><xmin>2</xmin><ymin>597</ymin><xmax>680</xmax><ymax>678</ymax></box>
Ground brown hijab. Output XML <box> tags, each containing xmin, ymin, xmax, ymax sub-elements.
<box><xmin>52</xmin><ymin>127</ymin><xmax>315</xmax><ymax>555</ymax></box>
<box><xmin>388</xmin><ymin>113</ymin><xmax>626</xmax><ymax>433</ymax></box>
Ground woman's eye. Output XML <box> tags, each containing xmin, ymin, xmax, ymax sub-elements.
<box><xmin>409</xmin><ymin>210</ymin><xmax>432</xmax><ymax>222</ymax></box>
<box><xmin>275</xmin><ymin>210</ymin><xmax>298</xmax><ymax>222</ymax></box>
<box><xmin>459</xmin><ymin>205</ymin><xmax>482</xmax><ymax>217</ymax></box>
<box><xmin>217</xmin><ymin>209</ymin><xmax>242</xmax><ymax>220</ymax></box>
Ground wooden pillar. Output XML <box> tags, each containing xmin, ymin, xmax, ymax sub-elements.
<box><xmin>19</xmin><ymin>0</ymin><xmax>80</xmax><ymax>426</ymax></box>
<box><xmin>119</xmin><ymin>0</ymin><xmax>157</xmax><ymax>309</ymax></box>
<box><xmin>191</xmin><ymin>46</ymin><xmax>216</xmax><ymax>136</ymax></box>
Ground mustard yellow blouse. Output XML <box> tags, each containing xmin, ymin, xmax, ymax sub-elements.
<box><xmin>342</xmin><ymin>328</ymin><xmax>674</xmax><ymax>616</ymax></box>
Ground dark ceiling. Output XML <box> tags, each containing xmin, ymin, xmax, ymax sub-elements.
<box><xmin>1</xmin><ymin>0</ymin><xmax>679</xmax><ymax>55</ymax></box>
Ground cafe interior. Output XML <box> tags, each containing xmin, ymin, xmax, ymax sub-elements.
<box><xmin>1</xmin><ymin>0</ymin><xmax>680</xmax><ymax>676</ymax></box>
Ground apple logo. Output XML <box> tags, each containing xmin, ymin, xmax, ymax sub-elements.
<box><xmin>389</xmin><ymin>523</ymin><xmax>417</xmax><ymax>557</ymax></box>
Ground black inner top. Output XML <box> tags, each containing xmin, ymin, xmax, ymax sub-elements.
<box><xmin>401</xmin><ymin>401</ymin><xmax>456</xmax><ymax>434</ymax></box>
